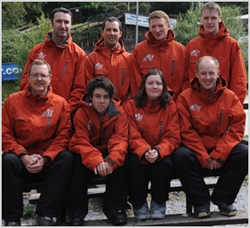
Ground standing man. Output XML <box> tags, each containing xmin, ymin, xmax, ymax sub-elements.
<box><xmin>20</xmin><ymin>7</ymin><xmax>86</xmax><ymax>117</ymax></box>
<box><xmin>67</xmin><ymin>77</ymin><xmax>128</xmax><ymax>225</ymax></box>
<box><xmin>186</xmin><ymin>2</ymin><xmax>247</xmax><ymax>104</ymax></box>
<box><xmin>130</xmin><ymin>10</ymin><xmax>189</xmax><ymax>101</ymax></box>
<box><xmin>85</xmin><ymin>17</ymin><xmax>131</xmax><ymax>104</ymax></box>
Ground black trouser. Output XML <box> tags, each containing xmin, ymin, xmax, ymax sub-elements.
<box><xmin>2</xmin><ymin>151</ymin><xmax>73</xmax><ymax>221</ymax></box>
<box><xmin>128</xmin><ymin>153</ymin><xmax>174</xmax><ymax>208</ymax></box>
<box><xmin>67</xmin><ymin>153</ymin><xmax>128</xmax><ymax>218</ymax></box>
<box><xmin>171</xmin><ymin>144</ymin><xmax>248</xmax><ymax>206</ymax></box>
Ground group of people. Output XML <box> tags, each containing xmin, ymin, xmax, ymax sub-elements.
<box><xmin>2</xmin><ymin>2</ymin><xmax>248</xmax><ymax>226</ymax></box>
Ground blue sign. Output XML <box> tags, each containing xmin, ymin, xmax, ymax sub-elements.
<box><xmin>2</xmin><ymin>63</ymin><xmax>22</xmax><ymax>81</ymax></box>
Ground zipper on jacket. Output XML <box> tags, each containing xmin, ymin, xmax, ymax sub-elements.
<box><xmin>45</xmin><ymin>118</ymin><xmax>51</xmax><ymax>134</ymax></box>
<box><xmin>217</xmin><ymin>110</ymin><xmax>224</xmax><ymax>127</ymax></box>
<box><xmin>121</xmin><ymin>68</ymin><xmax>125</xmax><ymax>86</ymax></box>
<box><xmin>62</xmin><ymin>62</ymin><xmax>68</xmax><ymax>77</ymax></box>
<box><xmin>159</xmin><ymin>121</ymin><xmax>163</xmax><ymax>138</ymax></box>
<box><xmin>171</xmin><ymin>60</ymin><xmax>175</xmax><ymax>76</ymax></box>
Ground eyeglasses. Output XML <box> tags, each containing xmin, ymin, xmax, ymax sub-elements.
<box><xmin>30</xmin><ymin>73</ymin><xmax>50</xmax><ymax>79</ymax></box>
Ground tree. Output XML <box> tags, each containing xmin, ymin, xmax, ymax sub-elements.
<box><xmin>2</xmin><ymin>2</ymin><xmax>27</xmax><ymax>29</ymax></box>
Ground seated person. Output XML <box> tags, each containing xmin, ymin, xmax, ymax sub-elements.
<box><xmin>2</xmin><ymin>59</ymin><xmax>73</xmax><ymax>226</ymax></box>
<box><xmin>123</xmin><ymin>69</ymin><xmax>181</xmax><ymax>220</ymax></box>
<box><xmin>67</xmin><ymin>76</ymin><xmax>128</xmax><ymax>225</ymax></box>
<box><xmin>172</xmin><ymin>56</ymin><xmax>248</xmax><ymax>218</ymax></box>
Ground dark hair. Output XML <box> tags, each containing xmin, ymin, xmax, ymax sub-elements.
<box><xmin>28</xmin><ymin>59</ymin><xmax>52</xmax><ymax>77</ymax></box>
<box><xmin>134</xmin><ymin>69</ymin><xmax>171</xmax><ymax>108</ymax></box>
<box><xmin>51</xmin><ymin>7</ymin><xmax>73</xmax><ymax>22</ymax></box>
<box><xmin>87</xmin><ymin>76</ymin><xmax>115</xmax><ymax>99</ymax></box>
<box><xmin>102</xmin><ymin>17</ymin><xmax>122</xmax><ymax>31</ymax></box>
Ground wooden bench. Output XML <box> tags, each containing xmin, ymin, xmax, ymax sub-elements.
<box><xmin>23</xmin><ymin>137</ymin><xmax>248</xmax><ymax>226</ymax></box>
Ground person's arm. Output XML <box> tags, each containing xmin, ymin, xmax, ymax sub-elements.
<box><xmin>67</xmin><ymin>50</ymin><xmax>87</xmax><ymax>116</ymax></box>
<box><xmin>209</xmin><ymin>93</ymin><xmax>246</xmax><ymax>163</ymax></box>
<box><xmin>42</xmin><ymin>100</ymin><xmax>72</xmax><ymax>162</ymax></box>
<box><xmin>177</xmin><ymin>95</ymin><xmax>211</xmax><ymax>168</ymax></box>
<box><xmin>229</xmin><ymin>42</ymin><xmax>247</xmax><ymax>104</ymax></box>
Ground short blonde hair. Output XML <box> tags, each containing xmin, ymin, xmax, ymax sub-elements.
<box><xmin>201</xmin><ymin>2</ymin><xmax>221</xmax><ymax>17</ymax></box>
<box><xmin>148</xmin><ymin>10</ymin><xmax>170</xmax><ymax>24</ymax></box>
<box><xmin>196</xmin><ymin>56</ymin><xmax>219</xmax><ymax>72</ymax></box>
<box><xmin>28</xmin><ymin>59</ymin><xmax>52</xmax><ymax>77</ymax></box>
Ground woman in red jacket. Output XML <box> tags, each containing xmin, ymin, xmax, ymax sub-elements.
<box><xmin>172</xmin><ymin>56</ymin><xmax>248</xmax><ymax>218</ymax></box>
<box><xmin>124</xmin><ymin>69</ymin><xmax>181</xmax><ymax>220</ymax></box>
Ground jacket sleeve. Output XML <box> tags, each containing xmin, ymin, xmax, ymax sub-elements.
<box><xmin>209</xmin><ymin>94</ymin><xmax>246</xmax><ymax>163</ymax></box>
<box><xmin>69</xmin><ymin>108</ymin><xmax>104</xmax><ymax>171</ymax></box>
<box><xmin>154</xmin><ymin>101</ymin><xmax>181</xmax><ymax>158</ymax></box>
<box><xmin>129</xmin><ymin>47</ymin><xmax>143</xmax><ymax>96</ymax></box>
<box><xmin>229</xmin><ymin>41</ymin><xmax>247</xmax><ymax>104</ymax></box>
<box><xmin>177</xmin><ymin>95</ymin><xmax>211</xmax><ymax>167</ymax></box>
<box><xmin>181</xmin><ymin>50</ymin><xmax>190</xmax><ymax>92</ymax></box>
<box><xmin>43</xmin><ymin>100</ymin><xmax>72</xmax><ymax>162</ymax></box>
<box><xmin>123</xmin><ymin>102</ymin><xmax>151</xmax><ymax>162</ymax></box>
<box><xmin>2</xmin><ymin>96</ymin><xmax>27</xmax><ymax>155</ymax></box>
<box><xmin>105</xmin><ymin>108</ymin><xmax>128</xmax><ymax>169</ymax></box>
<box><xmin>67</xmin><ymin>50</ymin><xmax>86</xmax><ymax>116</ymax></box>
<box><xmin>20</xmin><ymin>52</ymin><xmax>33</xmax><ymax>91</ymax></box>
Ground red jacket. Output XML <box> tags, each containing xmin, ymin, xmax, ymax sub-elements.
<box><xmin>123</xmin><ymin>98</ymin><xmax>181</xmax><ymax>164</ymax></box>
<box><xmin>176</xmin><ymin>76</ymin><xmax>246</xmax><ymax>168</ymax></box>
<box><xmin>2</xmin><ymin>85</ymin><xmax>72</xmax><ymax>162</ymax></box>
<box><xmin>130</xmin><ymin>30</ymin><xmax>189</xmax><ymax>100</ymax></box>
<box><xmin>69</xmin><ymin>96</ymin><xmax>128</xmax><ymax>171</ymax></box>
<box><xmin>85</xmin><ymin>38</ymin><xmax>131</xmax><ymax>104</ymax></box>
<box><xmin>186</xmin><ymin>22</ymin><xmax>247</xmax><ymax>104</ymax></box>
<box><xmin>20</xmin><ymin>32</ymin><xmax>87</xmax><ymax>116</ymax></box>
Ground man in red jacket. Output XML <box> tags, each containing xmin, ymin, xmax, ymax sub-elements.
<box><xmin>186</xmin><ymin>2</ymin><xmax>247</xmax><ymax>104</ymax></box>
<box><xmin>2</xmin><ymin>59</ymin><xmax>73</xmax><ymax>226</ymax></box>
<box><xmin>67</xmin><ymin>76</ymin><xmax>128</xmax><ymax>225</ymax></box>
<box><xmin>172</xmin><ymin>56</ymin><xmax>248</xmax><ymax>218</ymax></box>
<box><xmin>20</xmin><ymin>7</ymin><xmax>86</xmax><ymax>117</ymax></box>
<box><xmin>85</xmin><ymin>17</ymin><xmax>131</xmax><ymax>104</ymax></box>
<box><xmin>130</xmin><ymin>10</ymin><xmax>189</xmax><ymax>101</ymax></box>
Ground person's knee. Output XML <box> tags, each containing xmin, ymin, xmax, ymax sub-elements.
<box><xmin>172</xmin><ymin>147</ymin><xmax>191</xmax><ymax>161</ymax></box>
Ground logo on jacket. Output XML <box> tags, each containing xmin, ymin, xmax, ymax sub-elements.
<box><xmin>88</xmin><ymin>120</ymin><xmax>93</xmax><ymax>130</ymax></box>
<box><xmin>190</xmin><ymin>49</ymin><xmax>200</xmax><ymax>57</ymax></box>
<box><xmin>38</xmin><ymin>52</ymin><xmax>46</xmax><ymax>59</ymax></box>
<box><xmin>142</xmin><ymin>54</ymin><xmax>154</xmax><ymax>62</ymax></box>
<box><xmin>95</xmin><ymin>63</ymin><xmax>103</xmax><ymax>70</ymax></box>
<box><xmin>135</xmin><ymin>113</ymin><xmax>143</xmax><ymax>121</ymax></box>
<box><xmin>41</xmin><ymin>109</ymin><xmax>54</xmax><ymax>117</ymax></box>
<box><xmin>189</xmin><ymin>104</ymin><xmax>201</xmax><ymax>112</ymax></box>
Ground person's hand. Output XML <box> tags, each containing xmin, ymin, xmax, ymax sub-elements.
<box><xmin>205</xmin><ymin>159</ymin><xmax>222</xmax><ymax>170</ymax></box>
<box><xmin>20</xmin><ymin>154</ymin><xmax>45</xmax><ymax>174</ymax></box>
<box><xmin>145</xmin><ymin>149</ymin><xmax>158</xmax><ymax>163</ymax></box>
<box><xmin>94</xmin><ymin>161</ymin><xmax>113</xmax><ymax>177</ymax></box>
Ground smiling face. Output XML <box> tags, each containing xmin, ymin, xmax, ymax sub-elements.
<box><xmin>196</xmin><ymin>58</ymin><xmax>220</xmax><ymax>93</ymax></box>
<box><xmin>91</xmin><ymin>88</ymin><xmax>110</xmax><ymax>115</ymax></box>
<box><xmin>145</xmin><ymin>74</ymin><xmax>163</xmax><ymax>100</ymax></box>
<box><xmin>149</xmin><ymin>17</ymin><xmax>170</xmax><ymax>40</ymax></box>
<box><xmin>51</xmin><ymin>12</ymin><xmax>71</xmax><ymax>42</ymax></box>
<box><xmin>28</xmin><ymin>64</ymin><xmax>51</xmax><ymax>96</ymax></box>
<box><xmin>201</xmin><ymin>9</ymin><xmax>221</xmax><ymax>35</ymax></box>
<box><xmin>101</xmin><ymin>21</ymin><xmax>122</xmax><ymax>48</ymax></box>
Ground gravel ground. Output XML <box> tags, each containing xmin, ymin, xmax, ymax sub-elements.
<box><xmin>20</xmin><ymin>178</ymin><xmax>248</xmax><ymax>226</ymax></box>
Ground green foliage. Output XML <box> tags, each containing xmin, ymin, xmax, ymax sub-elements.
<box><xmin>13</xmin><ymin>13</ymin><xmax>51</xmax><ymax>71</ymax></box>
<box><xmin>2</xmin><ymin>30</ymin><xmax>23</xmax><ymax>63</ymax></box>
<box><xmin>2</xmin><ymin>2</ymin><xmax>27</xmax><ymax>29</ymax></box>
<box><xmin>2</xmin><ymin>81</ymin><xmax>20</xmax><ymax>105</ymax></box>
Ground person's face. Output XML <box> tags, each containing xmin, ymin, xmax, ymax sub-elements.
<box><xmin>28</xmin><ymin>64</ymin><xmax>51</xmax><ymax>96</ymax></box>
<box><xmin>145</xmin><ymin>74</ymin><xmax>163</xmax><ymax>100</ymax></box>
<box><xmin>101</xmin><ymin>21</ymin><xmax>122</xmax><ymax>48</ymax></box>
<box><xmin>201</xmin><ymin>9</ymin><xmax>221</xmax><ymax>35</ymax></box>
<box><xmin>91</xmin><ymin>88</ymin><xmax>110</xmax><ymax>115</ymax></box>
<box><xmin>196</xmin><ymin>59</ymin><xmax>220</xmax><ymax>93</ymax></box>
<box><xmin>149</xmin><ymin>18</ymin><xmax>170</xmax><ymax>40</ymax></box>
<box><xmin>51</xmin><ymin>12</ymin><xmax>72</xmax><ymax>40</ymax></box>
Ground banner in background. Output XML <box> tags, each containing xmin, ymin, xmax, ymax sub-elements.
<box><xmin>2</xmin><ymin>63</ymin><xmax>22</xmax><ymax>81</ymax></box>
